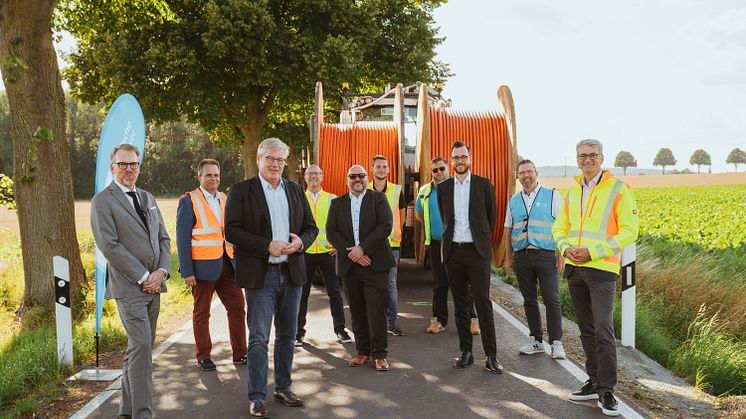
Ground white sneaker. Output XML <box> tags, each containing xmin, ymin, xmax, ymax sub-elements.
<box><xmin>551</xmin><ymin>340</ymin><xmax>566</xmax><ymax>359</ymax></box>
<box><xmin>518</xmin><ymin>337</ymin><xmax>544</xmax><ymax>355</ymax></box>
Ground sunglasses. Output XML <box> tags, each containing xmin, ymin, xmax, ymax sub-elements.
<box><xmin>347</xmin><ymin>173</ymin><xmax>367</xmax><ymax>180</ymax></box>
<box><xmin>432</xmin><ymin>167</ymin><xmax>447</xmax><ymax>173</ymax></box>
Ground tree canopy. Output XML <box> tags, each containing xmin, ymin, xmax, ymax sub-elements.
<box><xmin>60</xmin><ymin>0</ymin><xmax>451</xmax><ymax>177</ymax></box>
<box><xmin>726</xmin><ymin>147</ymin><xmax>746</xmax><ymax>172</ymax></box>
<box><xmin>613</xmin><ymin>151</ymin><xmax>637</xmax><ymax>175</ymax></box>
<box><xmin>653</xmin><ymin>148</ymin><xmax>676</xmax><ymax>174</ymax></box>
<box><xmin>689</xmin><ymin>149</ymin><xmax>711</xmax><ymax>174</ymax></box>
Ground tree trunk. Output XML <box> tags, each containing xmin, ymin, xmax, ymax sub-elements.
<box><xmin>240</xmin><ymin>122</ymin><xmax>262</xmax><ymax>179</ymax></box>
<box><xmin>623</xmin><ymin>167</ymin><xmax>627</xmax><ymax>176</ymax></box>
<box><xmin>0</xmin><ymin>0</ymin><xmax>86</xmax><ymax>317</ymax></box>
<box><xmin>697</xmin><ymin>165</ymin><xmax>701</xmax><ymax>174</ymax></box>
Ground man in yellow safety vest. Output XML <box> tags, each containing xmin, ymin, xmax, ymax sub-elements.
<box><xmin>369</xmin><ymin>155</ymin><xmax>407</xmax><ymax>336</ymax></box>
<box><xmin>176</xmin><ymin>159</ymin><xmax>247</xmax><ymax>372</ymax></box>
<box><xmin>552</xmin><ymin>139</ymin><xmax>639</xmax><ymax>417</ymax></box>
<box><xmin>295</xmin><ymin>165</ymin><xmax>352</xmax><ymax>346</ymax></box>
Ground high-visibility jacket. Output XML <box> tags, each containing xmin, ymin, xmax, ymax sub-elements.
<box><xmin>186</xmin><ymin>188</ymin><xmax>234</xmax><ymax>260</ymax></box>
<box><xmin>417</xmin><ymin>182</ymin><xmax>435</xmax><ymax>245</ymax></box>
<box><xmin>552</xmin><ymin>170</ymin><xmax>639</xmax><ymax>275</ymax></box>
<box><xmin>305</xmin><ymin>189</ymin><xmax>336</xmax><ymax>254</ymax></box>
<box><xmin>509</xmin><ymin>187</ymin><xmax>556</xmax><ymax>251</ymax></box>
<box><xmin>368</xmin><ymin>181</ymin><xmax>402</xmax><ymax>247</ymax></box>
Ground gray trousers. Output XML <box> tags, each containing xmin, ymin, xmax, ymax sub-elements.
<box><xmin>116</xmin><ymin>293</ymin><xmax>160</xmax><ymax>419</ymax></box>
<box><xmin>513</xmin><ymin>249</ymin><xmax>563</xmax><ymax>343</ymax></box>
<box><xmin>565</xmin><ymin>265</ymin><xmax>618</xmax><ymax>394</ymax></box>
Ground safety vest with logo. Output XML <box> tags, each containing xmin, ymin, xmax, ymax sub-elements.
<box><xmin>305</xmin><ymin>189</ymin><xmax>336</xmax><ymax>254</ymax></box>
<box><xmin>186</xmin><ymin>189</ymin><xmax>234</xmax><ymax>260</ymax></box>
<box><xmin>551</xmin><ymin>171</ymin><xmax>639</xmax><ymax>275</ymax></box>
<box><xmin>368</xmin><ymin>181</ymin><xmax>402</xmax><ymax>247</ymax></box>
<box><xmin>509</xmin><ymin>186</ymin><xmax>556</xmax><ymax>251</ymax></box>
<box><xmin>417</xmin><ymin>182</ymin><xmax>436</xmax><ymax>245</ymax></box>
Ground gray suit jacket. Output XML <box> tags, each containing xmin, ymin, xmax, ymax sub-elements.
<box><xmin>91</xmin><ymin>182</ymin><xmax>171</xmax><ymax>299</ymax></box>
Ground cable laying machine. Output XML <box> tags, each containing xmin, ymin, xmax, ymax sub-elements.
<box><xmin>309</xmin><ymin>81</ymin><xmax>518</xmax><ymax>268</ymax></box>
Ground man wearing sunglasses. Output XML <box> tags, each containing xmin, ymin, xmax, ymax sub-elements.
<box><xmin>552</xmin><ymin>139</ymin><xmax>639</xmax><ymax>417</ymax></box>
<box><xmin>327</xmin><ymin>165</ymin><xmax>396</xmax><ymax>372</ymax></box>
<box><xmin>90</xmin><ymin>144</ymin><xmax>171</xmax><ymax>419</ymax></box>
<box><xmin>416</xmin><ymin>157</ymin><xmax>479</xmax><ymax>334</ymax></box>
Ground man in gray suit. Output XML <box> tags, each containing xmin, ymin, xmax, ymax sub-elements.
<box><xmin>91</xmin><ymin>143</ymin><xmax>171</xmax><ymax>419</ymax></box>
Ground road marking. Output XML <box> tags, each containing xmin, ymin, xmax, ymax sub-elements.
<box><xmin>490</xmin><ymin>276</ymin><xmax>644</xmax><ymax>419</ymax></box>
<box><xmin>69</xmin><ymin>298</ymin><xmax>221</xmax><ymax>419</ymax></box>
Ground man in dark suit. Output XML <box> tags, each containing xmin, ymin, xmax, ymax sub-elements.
<box><xmin>176</xmin><ymin>159</ymin><xmax>246</xmax><ymax>372</ymax></box>
<box><xmin>90</xmin><ymin>144</ymin><xmax>171</xmax><ymax>419</ymax></box>
<box><xmin>326</xmin><ymin>165</ymin><xmax>395</xmax><ymax>372</ymax></box>
<box><xmin>225</xmin><ymin>138</ymin><xmax>318</xmax><ymax>418</ymax></box>
<box><xmin>437</xmin><ymin>141</ymin><xmax>503</xmax><ymax>374</ymax></box>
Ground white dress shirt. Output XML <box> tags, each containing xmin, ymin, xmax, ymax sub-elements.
<box><xmin>452</xmin><ymin>172</ymin><xmax>474</xmax><ymax>243</ymax></box>
<box><xmin>199</xmin><ymin>185</ymin><xmax>222</xmax><ymax>223</ymax></box>
<box><xmin>349</xmin><ymin>190</ymin><xmax>367</xmax><ymax>246</ymax></box>
<box><xmin>308</xmin><ymin>190</ymin><xmax>321</xmax><ymax>204</ymax></box>
<box><xmin>581</xmin><ymin>170</ymin><xmax>604</xmax><ymax>213</ymax></box>
<box><xmin>259</xmin><ymin>174</ymin><xmax>290</xmax><ymax>263</ymax></box>
<box><xmin>503</xmin><ymin>185</ymin><xmax>562</xmax><ymax>228</ymax></box>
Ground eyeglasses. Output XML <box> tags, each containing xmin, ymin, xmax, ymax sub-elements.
<box><xmin>305</xmin><ymin>171</ymin><xmax>323</xmax><ymax>176</ymax></box>
<box><xmin>432</xmin><ymin>167</ymin><xmax>447</xmax><ymax>173</ymax></box>
<box><xmin>115</xmin><ymin>162</ymin><xmax>140</xmax><ymax>170</ymax></box>
<box><xmin>264</xmin><ymin>156</ymin><xmax>286</xmax><ymax>166</ymax></box>
<box><xmin>451</xmin><ymin>155</ymin><xmax>469</xmax><ymax>162</ymax></box>
<box><xmin>577</xmin><ymin>153</ymin><xmax>600</xmax><ymax>161</ymax></box>
<box><xmin>347</xmin><ymin>173</ymin><xmax>367</xmax><ymax>180</ymax></box>
<box><xmin>517</xmin><ymin>170</ymin><xmax>536</xmax><ymax>176</ymax></box>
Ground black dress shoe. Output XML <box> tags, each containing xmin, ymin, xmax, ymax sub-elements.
<box><xmin>453</xmin><ymin>351</ymin><xmax>474</xmax><ymax>368</ymax></box>
<box><xmin>273</xmin><ymin>390</ymin><xmax>304</xmax><ymax>407</ymax></box>
<box><xmin>249</xmin><ymin>401</ymin><xmax>269</xmax><ymax>418</ymax></box>
<box><xmin>485</xmin><ymin>356</ymin><xmax>504</xmax><ymax>374</ymax></box>
<box><xmin>197</xmin><ymin>359</ymin><xmax>216</xmax><ymax>371</ymax></box>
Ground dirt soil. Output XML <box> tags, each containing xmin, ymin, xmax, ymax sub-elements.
<box><xmin>489</xmin><ymin>278</ymin><xmax>746</xmax><ymax>419</ymax></box>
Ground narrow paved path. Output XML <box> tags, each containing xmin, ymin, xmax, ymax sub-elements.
<box><xmin>78</xmin><ymin>259</ymin><xmax>637</xmax><ymax>418</ymax></box>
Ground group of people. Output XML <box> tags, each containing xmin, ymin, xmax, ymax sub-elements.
<box><xmin>90</xmin><ymin>137</ymin><xmax>638</xmax><ymax>419</ymax></box>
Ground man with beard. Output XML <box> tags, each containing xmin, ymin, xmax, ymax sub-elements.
<box><xmin>368</xmin><ymin>155</ymin><xmax>407</xmax><ymax>336</ymax></box>
<box><xmin>225</xmin><ymin>138</ymin><xmax>318</xmax><ymax>418</ymax></box>
<box><xmin>90</xmin><ymin>144</ymin><xmax>171</xmax><ymax>418</ymax></box>
<box><xmin>437</xmin><ymin>141</ymin><xmax>502</xmax><ymax>374</ymax></box>
<box><xmin>327</xmin><ymin>165</ymin><xmax>396</xmax><ymax>372</ymax></box>
<box><xmin>416</xmin><ymin>156</ymin><xmax>479</xmax><ymax>334</ymax></box>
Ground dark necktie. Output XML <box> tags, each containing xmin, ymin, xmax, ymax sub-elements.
<box><xmin>126</xmin><ymin>191</ymin><xmax>148</xmax><ymax>228</ymax></box>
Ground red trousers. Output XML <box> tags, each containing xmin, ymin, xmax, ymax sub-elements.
<box><xmin>192</xmin><ymin>258</ymin><xmax>247</xmax><ymax>360</ymax></box>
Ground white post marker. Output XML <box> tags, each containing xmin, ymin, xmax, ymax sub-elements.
<box><xmin>620</xmin><ymin>242</ymin><xmax>637</xmax><ymax>348</ymax></box>
<box><xmin>54</xmin><ymin>255</ymin><xmax>73</xmax><ymax>367</ymax></box>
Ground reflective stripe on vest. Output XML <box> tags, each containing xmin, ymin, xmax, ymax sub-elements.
<box><xmin>417</xmin><ymin>182</ymin><xmax>433</xmax><ymax>245</ymax></box>
<box><xmin>188</xmin><ymin>189</ymin><xmax>234</xmax><ymax>260</ymax></box>
<box><xmin>508</xmin><ymin>187</ymin><xmax>556</xmax><ymax>251</ymax></box>
<box><xmin>369</xmin><ymin>181</ymin><xmax>402</xmax><ymax>247</ymax></box>
<box><xmin>555</xmin><ymin>171</ymin><xmax>631</xmax><ymax>274</ymax></box>
<box><xmin>305</xmin><ymin>190</ymin><xmax>336</xmax><ymax>254</ymax></box>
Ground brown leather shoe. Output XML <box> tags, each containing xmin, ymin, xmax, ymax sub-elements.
<box><xmin>249</xmin><ymin>401</ymin><xmax>269</xmax><ymax>418</ymax></box>
<box><xmin>273</xmin><ymin>390</ymin><xmax>304</xmax><ymax>407</ymax></box>
<box><xmin>348</xmin><ymin>355</ymin><xmax>371</xmax><ymax>367</ymax></box>
<box><xmin>374</xmin><ymin>358</ymin><xmax>390</xmax><ymax>372</ymax></box>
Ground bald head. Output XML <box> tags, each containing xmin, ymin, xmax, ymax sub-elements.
<box><xmin>347</xmin><ymin>165</ymin><xmax>368</xmax><ymax>196</ymax></box>
<box><xmin>304</xmin><ymin>164</ymin><xmax>324</xmax><ymax>192</ymax></box>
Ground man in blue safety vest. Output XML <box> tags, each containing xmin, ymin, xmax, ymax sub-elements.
<box><xmin>503</xmin><ymin>159</ymin><xmax>565</xmax><ymax>359</ymax></box>
<box><xmin>416</xmin><ymin>156</ymin><xmax>480</xmax><ymax>335</ymax></box>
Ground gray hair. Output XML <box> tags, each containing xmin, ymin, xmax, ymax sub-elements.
<box><xmin>347</xmin><ymin>164</ymin><xmax>367</xmax><ymax>175</ymax></box>
<box><xmin>576</xmin><ymin>138</ymin><xmax>603</xmax><ymax>155</ymax></box>
<box><xmin>257</xmin><ymin>137</ymin><xmax>290</xmax><ymax>158</ymax></box>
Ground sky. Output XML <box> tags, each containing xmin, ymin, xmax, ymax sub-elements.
<box><xmin>433</xmin><ymin>0</ymin><xmax>746</xmax><ymax>172</ymax></box>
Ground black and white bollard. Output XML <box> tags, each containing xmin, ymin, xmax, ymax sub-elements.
<box><xmin>620</xmin><ymin>243</ymin><xmax>637</xmax><ymax>348</ymax></box>
<box><xmin>54</xmin><ymin>255</ymin><xmax>73</xmax><ymax>367</ymax></box>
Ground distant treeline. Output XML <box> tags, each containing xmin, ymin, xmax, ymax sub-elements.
<box><xmin>0</xmin><ymin>92</ymin><xmax>247</xmax><ymax>199</ymax></box>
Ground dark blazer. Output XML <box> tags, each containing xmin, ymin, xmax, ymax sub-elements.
<box><xmin>437</xmin><ymin>173</ymin><xmax>496</xmax><ymax>262</ymax></box>
<box><xmin>326</xmin><ymin>190</ymin><xmax>396</xmax><ymax>276</ymax></box>
<box><xmin>175</xmin><ymin>191</ymin><xmax>227</xmax><ymax>281</ymax></box>
<box><xmin>224</xmin><ymin>176</ymin><xmax>318</xmax><ymax>289</ymax></box>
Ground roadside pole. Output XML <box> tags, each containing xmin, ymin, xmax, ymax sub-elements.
<box><xmin>54</xmin><ymin>256</ymin><xmax>73</xmax><ymax>367</ymax></box>
<box><xmin>621</xmin><ymin>243</ymin><xmax>637</xmax><ymax>348</ymax></box>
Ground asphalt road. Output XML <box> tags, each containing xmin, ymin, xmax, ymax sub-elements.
<box><xmin>77</xmin><ymin>259</ymin><xmax>632</xmax><ymax>418</ymax></box>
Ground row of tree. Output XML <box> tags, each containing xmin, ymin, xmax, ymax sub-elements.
<box><xmin>613</xmin><ymin>148</ymin><xmax>746</xmax><ymax>175</ymax></box>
